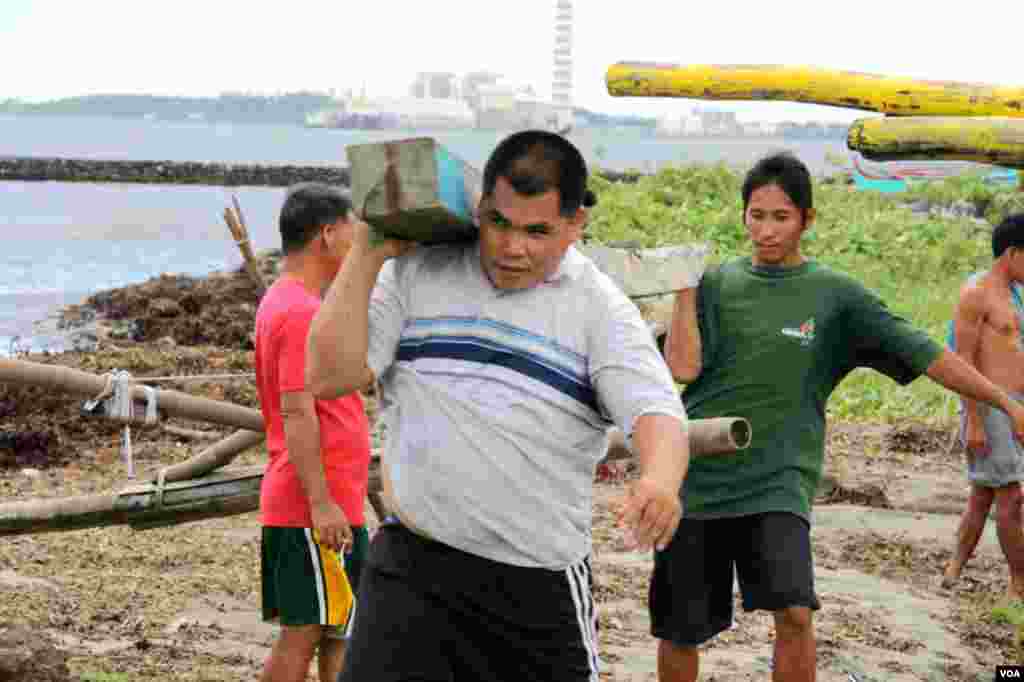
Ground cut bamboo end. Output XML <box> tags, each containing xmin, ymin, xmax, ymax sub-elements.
<box><xmin>222</xmin><ymin>201</ymin><xmax>266</xmax><ymax>295</ymax></box>
<box><xmin>605</xmin><ymin>416</ymin><xmax>752</xmax><ymax>462</ymax></box>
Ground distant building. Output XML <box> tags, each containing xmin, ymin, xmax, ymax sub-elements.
<box><xmin>410</xmin><ymin>72</ymin><xmax>458</xmax><ymax>100</ymax></box>
<box><xmin>461</xmin><ymin>71</ymin><xmax>503</xmax><ymax>110</ymax></box>
<box><xmin>654</xmin><ymin>109</ymin><xmax>704</xmax><ymax>137</ymax></box>
<box><xmin>368</xmin><ymin>95</ymin><xmax>474</xmax><ymax>128</ymax></box>
<box><xmin>551</xmin><ymin>0</ymin><xmax>574</xmax><ymax>131</ymax></box>
<box><xmin>307</xmin><ymin>95</ymin><xmax>474</xmax><ymax>130</ymax></box>
<box><xmin>697</xmin><ymin>108</ymin><xmax>740</xmax><ymax>136</ymax></box>
<box><xmin>476</xmin><ymin>82</ymin><xmax>520</xmax><ymax>114</ymax></box>
<box><xmin>474</xmin><ymin>81</ymin><xmax>560</xmax><ymax>131</ymax></box>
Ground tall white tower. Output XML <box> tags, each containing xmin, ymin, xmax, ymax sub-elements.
<box><xmin>552</xmin><ymin>0</ymin><xmax>574</xmax><ymax>132</ymax></box>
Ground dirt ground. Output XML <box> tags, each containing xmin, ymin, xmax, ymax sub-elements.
<box><xmin>1</xmin><ymin>257</ymin><xmax>1021</xmax><ymax>680</ymax></box>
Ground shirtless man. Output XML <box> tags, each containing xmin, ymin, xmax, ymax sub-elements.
<box><xmin>943</xmin><ymin>213</ymin><xmax>1024</xmax><ymax>600</ymax></box>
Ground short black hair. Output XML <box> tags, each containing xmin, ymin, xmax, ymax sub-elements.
<box><xmin>279</xmin><ymin>183</ymin><xmax>352</xmax><ymax>255</ymax></box>
<box><xmin>992</xmin><ymin>212</ymin><xmax>1024</xmax><ymax>259</ymax></box>
<box><xmin>482</xmin><ymin>130</ymin><xmax>597</xmax><ymax>217</ymax></box>
<box><xmin>741</xmin><ymin>152</ymin><xmax>814</xmax><ymax>223</ymax></box>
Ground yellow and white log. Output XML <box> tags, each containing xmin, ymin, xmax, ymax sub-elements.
<box><xmin>605</xmin><ymin>63</ymin><xmax>1024</xmax><ymax>118</ymax></box>
<box><xmin>848</xmin><ymin>116</ymin><xmax>1024</xmax><ymax>168</ymax></box>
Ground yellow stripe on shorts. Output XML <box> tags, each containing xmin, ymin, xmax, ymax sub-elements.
<box><xmin>311</xmin><ymin>530</ymin><xmax>355</xmax><ymax>627</ymax></box>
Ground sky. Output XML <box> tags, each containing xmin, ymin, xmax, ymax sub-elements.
<box><xmin>1</xmin><ymin>0</ymin><xmax>1021</xmax><ymax>123</ymax></box>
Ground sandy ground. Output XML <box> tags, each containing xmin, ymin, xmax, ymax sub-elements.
<box><xmin>1</xmin><ymin>256</ymin><xmax>1021</xmax><ymax>680</ymax></box>
<box><xmin>3</xmin><ymin>416</ymin><xmax>1021</xmax><ymax>680</ymax></box>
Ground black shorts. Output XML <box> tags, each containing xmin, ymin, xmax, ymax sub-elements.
<box><xmin>650</xmin><ymin>511</ymin><xmax>820</xmax><ymax>647</ymax></box>
<box><xmin>339</xmin><ymin>522</ymin><xmax>600</xmax><ymax>682</ymax></box>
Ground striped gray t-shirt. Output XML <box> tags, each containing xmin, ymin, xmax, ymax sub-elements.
<box><xmin>367</xmin><ymin>242</ymin><xmax>686</xmax><ymax>569</ymax></box>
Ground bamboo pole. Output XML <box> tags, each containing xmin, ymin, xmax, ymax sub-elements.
<box><xmin>0</xmin><ymin>417</ymin><xmax>750</xmax><ymax>536</ymax></box>
<box><xmin>150</xmin><ymin>429</ymin><xmax>265</xmax><ymax>484</ymax></box>
<box><xmin>0</xmin><ymin>358</ymin><xmax>264</xmax><ymax>431</ymax></box>
<box><xmin>0</xmin><ymin>467</ymin><xmax>268</xmax><ymax>535</ymax></box>
<box><xmin>0</xmin><ymin>492</ymin><xmax>123</xmax><ymax>535</ymax></box>
<box><xmin>162</xmin><ymin>425</ymin><xmax>223</xmax><ymax>442</ymax></box>
<box><xmin>605</xmin><ymin>63</ymin><xmax>1024</xmax><ymax>118</ymax></box>
<box><xmin>848</xmin><ymin>116</ymin><xmax>1024</xmax><ymax>169</ymax></box>
<box><xmin>223</xmin><ymin>196</ymin><xmax>266</xmax><ymax>295</ymax></box>
<box><xmin>0</xmin><ymin>463</ymin><xmax>382</xmax><ymax>535</ymax></box>
<box><xmin>605</xmin><ymin>417</ymin><xmax>750</xmax><ymax>461</ymax></box>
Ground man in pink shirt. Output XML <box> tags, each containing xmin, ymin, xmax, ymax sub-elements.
<box><xmin>255</xmin><ymin>183</ymin><xmax>372</xmax><ymax>682</ymax></box>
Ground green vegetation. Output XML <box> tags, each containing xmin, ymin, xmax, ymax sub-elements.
<box><xmin>80</xmin><ymin>672</ymin><xmax>131</xmax><ymax>682</ymax></box>
<box><xmin>991</xmin><ymin>601</ymin><xmax>1024</xmax><ymax>627</ymax></box>
<box><xmin>586</xmin><ymin>162</ymin><xmax>1013</xmax><ymax>424</ymax></box>
<box><xmin>990</xmin><ymin>602</ymin><xmax>1024</xmax><ymax>658</ymax></box>
<box><xmin>904</xmin><ymin>172</ymin><xmax>1024</xmax><ymax>225</ymax></box>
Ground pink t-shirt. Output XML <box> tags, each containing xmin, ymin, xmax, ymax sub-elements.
<box><xmin>255</xmin><ymin>278</ymin><xmax>371</xmax><ymax>527</ymax></box>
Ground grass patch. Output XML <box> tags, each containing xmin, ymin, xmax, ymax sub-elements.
<box><xmin>80</xmin><ymin>673</ymin><xmax>132</xmax><ymax>682</ymax></box>
<box><xmin>991</xmin><ymin>602</ymin><xmax>1024</xmax><ymax>627</ymax></box>
<box><xmin>586</xmin><ymin>163</ymin><xmax>1014</xmax><ymax>423</ymax></box>
<box><xmin>990</xmin><ymin>602</ymin><xmax>1024</xmax><ymax>657</ymax></box>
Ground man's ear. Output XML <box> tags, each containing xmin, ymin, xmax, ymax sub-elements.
<box><xmin>321</xmin><ymin>217</ymin><xmax>350</xmax><ymax>251</ymax></box>
<box><xmin>802</xmin><ymin>207</ymin><xmax>817</xmax><ymax>232</ymax></box>
<box><xmin>567</xmin><ymin>207</ymin><xmax>587</xmax><ymax>241</ymax></box>
<box><xmin>320</xmin><ymin>220</ymin><xmax>337</xmax><ymax>250</ymax></box>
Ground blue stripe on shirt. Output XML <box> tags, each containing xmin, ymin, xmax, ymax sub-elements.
<box><xmin>397</xmin><ymin>336</ymin><xmax>599</xmax><ymax>413</ymax></box>
<box><xmin>405</xmin><ymin>316</ymin><xmax>587</xmax><ymax>369</ymax></box>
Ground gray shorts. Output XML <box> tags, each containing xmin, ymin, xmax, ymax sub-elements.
<box><xmin>959</xmin><ymin>395</ymin><xmax>1024</xmax><ymax>488</ymax></box>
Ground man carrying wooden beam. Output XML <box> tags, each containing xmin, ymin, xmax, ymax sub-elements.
<box><xmin>255</xmin><ymin>184</ymin><xmax>372</xmax><ymax>682</ymax></box>
<box><xmin>307</xmin><ymin>130</ymin><xmax>692</xmax><ymax>682</ymax></box>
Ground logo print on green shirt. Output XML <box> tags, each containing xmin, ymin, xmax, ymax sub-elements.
<box><xmin>781</xmin><ymin>317</ymin><xmax>816</xmax><ymax>346</ymax></box>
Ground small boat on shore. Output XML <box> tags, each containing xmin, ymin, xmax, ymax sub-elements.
<box><xmin>850</xmin><ymin>153</ymin><xmax>1019</xmax><ymax>193</ymax></box>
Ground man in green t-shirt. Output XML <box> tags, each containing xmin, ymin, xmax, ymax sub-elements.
<box><xmin>653</xmin><ymin>152</ymin><xmax>1024</xmax><ymax>682</ymax></box>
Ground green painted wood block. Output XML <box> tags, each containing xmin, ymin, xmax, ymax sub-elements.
<box><xmin>346</xmin><ymin>137</ymin><xmax>483</xmax><ymax>244</ymax></box>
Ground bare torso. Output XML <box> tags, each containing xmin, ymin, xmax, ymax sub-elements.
<box><xmin>971</xmin><ymin>275</ymin><xmax>1024</xmax><ymax>394</ymax></box>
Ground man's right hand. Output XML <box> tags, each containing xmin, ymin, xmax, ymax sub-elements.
<box><xmin>964</xmin><ymin>417</ymin><xmax>989</xmax><ymax>459</ymax></box>
<box><xmin>311</xmin><ymin>500</ymin><xmax>353</xmax><ymax>553</ymax></box>
<box><xmin>1007</xmin><ymin>400</ymin><xmax>1024</xmax><ymax>449</ymax></box>
<box><xmin>351</xmin><ymin>213</ymin><xmax>417</xmax><ymax>261</ymax></box>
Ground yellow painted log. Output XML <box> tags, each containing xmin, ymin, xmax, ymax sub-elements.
<box><xmin>848</xmin><ymin>116</ymin><xmax>1024</xmax><ymax>168</ymax></box>
<box><xmin>605</xmin><ymin>63</ymin><xmax>1024</xmax><ymax>118</ymax></box>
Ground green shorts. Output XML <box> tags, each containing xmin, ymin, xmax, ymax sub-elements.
<box><xmin>261</xmin><ymin>525</ymin><xmax>369</xmax><ymax>639</ymax></box>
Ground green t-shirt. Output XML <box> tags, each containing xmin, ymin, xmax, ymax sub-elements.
<box><xmin>681</xmin><ymin>257</ymin><xmax>943</xmax><ymax>521</ymax></box>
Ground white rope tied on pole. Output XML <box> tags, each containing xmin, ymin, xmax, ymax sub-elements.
<box><xmin>112</xmin><ymin>370</ymin><xmax>134</xmax><ymax>478</ymax></box>
<box><xmin>153</xmin><ymin>466</ymin><xmax>168</xmax><ymax>512</ymax></box>
<box><xmin>101</xmin><ymin>370</ymin><xmax>159</xmax><ymax>479</ymax></box>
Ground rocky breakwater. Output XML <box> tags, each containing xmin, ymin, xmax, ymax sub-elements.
<box><xmin>0</xmin><ymin>156</ymin><xmax>351</xmax><ymax>187</ymax></box>
<box><xmin>0</xmin><ymin>155</ymin><xmax>650</xmax><ymax>188</ymax></box>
